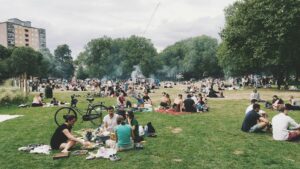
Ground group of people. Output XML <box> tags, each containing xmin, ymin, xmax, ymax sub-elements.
<box><xmin>50</xmin><ymin>106</ymin><xmax>144</xmax><ymax>153</ymax></box>
<box><xmin>159</xmin><ymin>92</ymin><xmax>208</xmax><ymax>113</ymax></box>
<box><xmin>242</xmin><ymin>92</ymin><xmax>300</xmax><ymax>141</ymax></box>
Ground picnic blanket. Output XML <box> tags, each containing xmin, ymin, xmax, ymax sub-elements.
<box><xmin>155</xmin><ymin>109</ymin><xmax>191</xmax><ymax>116</ymax></box>
<box><xmin>18</xmin><ymin>144</ymin><xmax>51</xmax><ymax>155</ymax></box>
<box><xmin>0</xmin><ymin>115</ymin><xmax>23</xmax><ymax>123</ymax></box>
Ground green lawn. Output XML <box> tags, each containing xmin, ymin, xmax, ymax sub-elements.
<box><xmin>1</xmin><ymin>88</ymin><xmax>300</xmax><ymax>169</ymax></box>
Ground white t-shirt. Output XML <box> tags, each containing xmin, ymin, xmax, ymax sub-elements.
<box><xmin>250</xmin><ymin>92</ymin><xmax>260</xmax><ymax>101</ymax></box>
<box><xmin>245</xmin><ymin>104</ymin><xmax>253</xmax><ymax>114</ymax></box>
<box><xmin>245</xmin><ymin>104</ymin><xmax>265</xmax><ymax>116</ymax></box>
<box><xmin>103</xmin><ymin>114</ymin><xmax>119</xmax><ymax>132</ymax></box>
<box><xmin>272</xmin><ymin>113</ymin><xmax>300</xmax><ymax>141</ymax></box>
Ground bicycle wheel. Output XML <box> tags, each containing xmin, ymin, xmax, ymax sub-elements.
<box><xmin>87</xmin><ymin>105</ymin><xmax>107</xmax><ymax>126</ymax></box>
<box><xmin>54</xmin><ymin>107</ymin><xmax>77</xmax><ymax>126</ymax></box>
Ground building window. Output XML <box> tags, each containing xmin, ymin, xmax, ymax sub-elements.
<box><xmin>25</xmin><ymin>39</ymin><xmax>29</xmax><ymax>42</ymax></box>
<box><xmin>25</xmin><ymin>44</ymin><xmax>29</xmax><ymax>46</ymax></box>
<box><xmin>25</xmin><ymin>29</ymin><xmax>29</xmax><ymax>32</ymax></box>
<box><xmin>25</xmin><ymin>34</ymin><xmax>29</xmax><ymax>37</ymax></box>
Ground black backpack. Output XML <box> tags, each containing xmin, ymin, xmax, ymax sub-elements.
<box><xmin>147</xmin><ymin>122</ymin><xmax>157</xmax><ymax>137</ymax></box>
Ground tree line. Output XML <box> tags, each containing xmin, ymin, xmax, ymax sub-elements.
<box><xmin>1</xmin><ymin>0</ymin><xmax>299</xmax><ymax>89</ymax></box>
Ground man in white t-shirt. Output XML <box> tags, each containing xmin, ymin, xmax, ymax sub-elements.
<box><xmin>272</xmin><ymin>104</ymin><xmax>300</xmax><ymax>141</ymax></box>
<box><xmin>245</xmin><ymin>99</ymin><xmax>257</xmax><ymax>114</ymax></box>
<box><xmin>103</xmin><ymin>106</ymin><xmax>119</xmax><ymax>132</ymax></box>
<box><xmin>245</xmin><ymin>99</ymin><xmax>267</xmax><ymax>118</ymax></box>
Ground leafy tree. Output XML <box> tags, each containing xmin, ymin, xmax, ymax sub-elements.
<box><xmin>54</xmin><ymin>44</ymin><xmax>75</xmax><ymax>79</ymax></box>
<box><xmin>159</xmin><ymin>35</ymin><xmax>223</xmax><ymax>80</ymax></box>
<box><xmin>76</xmin><ymin>65</ymin><xmax>88</xmax><ymax>80</ymax></box>
<box><xmin>8</xmin><ymin>47</ymin><xmax>46</xmax><ymax>93</ymax></box>
<box><xmin>76</xmin><ymin>36</ymin><xmax>159</xmax><ymax>79</ymax></box>
<box><xmin>0</xmin><ymin>45</ymin><xmax>12</xmax><ymax>83</ymax></box>
<box><xmin>218</xmin><ymin>0</ymin><xmax>300</xmax><ymax>88</ymax></box>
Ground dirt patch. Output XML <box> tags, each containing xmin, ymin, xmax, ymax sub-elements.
<box><xmin>233</xmin><ymin>150</ymin><xmax>244</xmax><ymax>155</ymax></box>
<box><xmin>166</xmin><ymin>126</ymin><xmax>183</xmax><ymax>134</ymax></box>
<box><xmin>172</xmin><ymin>159</ymin><xmax>183</xmax><ymax>162</ymax></box>
<box><xmin>172</xmin><ymin>127</ymin><xmax>183</xmax><ymax>134</ymax></box>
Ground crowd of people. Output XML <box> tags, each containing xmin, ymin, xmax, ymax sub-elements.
<box><xmin>242</xmin><ymin>90</ymin><xmax>300</xmax><ymax>142</ymax></box>
<box><xmin>50</xmin><ymin>106</ymin><xmax>145</xmax><ymax>153</ymax></box>
<box><xmin>45</xmin><ymin>78</ymin><xmax>300</xmax><ymax>158</ymax></box>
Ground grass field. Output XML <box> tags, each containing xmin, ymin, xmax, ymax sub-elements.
<box><xmin>1</xmin><ymin>86</ymin><xmax>300</xmax><ymax>169</ymax></box>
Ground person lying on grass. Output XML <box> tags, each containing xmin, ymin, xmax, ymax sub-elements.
<box><xmin>115</xmin><ymin>116</ymin><xmax>134</xmax><ymax>151</ymax></box>
<box><xmin>272</xmin><ymin>104</ymin><xmax>300</xmax><ymax>141</ymax></box>
<box><xmin>241</xmin><ymin>103</ymin><xmax>270</xmax><ymax>133</ymax></box>
<box><xmin>50</xmin><ymin>115</ymin><xmax>91</xmax><ymax>153</ymax></box>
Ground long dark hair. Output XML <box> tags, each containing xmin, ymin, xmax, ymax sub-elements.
<box><xmin>63</xmin><ymin>114</ymin><xmax>76</xmax><ymax>122</ymax></box>
<box><xmin>127</xmin><ymin>110</ymin><xmax>134</xmax><ymax>119</ymax></box>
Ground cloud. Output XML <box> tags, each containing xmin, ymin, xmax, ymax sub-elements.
<box><xmin>0</xmin><ymin>0</ymin><xmax>236</xmax><ymax>57</ymax></box>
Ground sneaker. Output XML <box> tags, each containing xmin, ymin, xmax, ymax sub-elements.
<box><xmin>109</xmin><ymin>154</ymin><xmax>121</xmax><ymax>161</ymax></box>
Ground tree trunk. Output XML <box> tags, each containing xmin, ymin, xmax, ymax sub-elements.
<box><xmin>24</xmin><ymin>72</ymin><xmax>28</xmax><ymax>95</ymax></box>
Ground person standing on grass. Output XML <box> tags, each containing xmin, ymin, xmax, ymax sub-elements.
<box><xmin>241</xmin><ymin>104</ymin><xmax>269</xmax><ymax>132</ymax></box>
<box><xmin>50</xmin><ymin>115</ymin><xmax>90</xmax><ymax>152</ymax></box>
<box><xmin>272</xmin><ymin>104</ymin><xmax>300</xmax><ymax>141</ymax></box>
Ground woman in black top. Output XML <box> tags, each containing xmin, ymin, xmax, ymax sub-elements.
<box><xmin>50</xmin><ymin>115</ymin><xmax>90</xmax><ymax>152</ymax></box>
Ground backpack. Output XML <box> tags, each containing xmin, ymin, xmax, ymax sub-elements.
<box><xmin>145</xmin><ymin>122</ymin><xmax>157</xmax><ymax>137</ymax></box>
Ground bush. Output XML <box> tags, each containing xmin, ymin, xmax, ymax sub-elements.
<box><xmin>0</xmin><ymin>80</ymin><xmax>28</xmax><ymax>105</ymax></box>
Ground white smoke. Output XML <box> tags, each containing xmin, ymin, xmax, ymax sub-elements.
<box><xmin>131</xmin><ymin>65</ymin><xmax>145</xmax><ymax>83</ymax></box>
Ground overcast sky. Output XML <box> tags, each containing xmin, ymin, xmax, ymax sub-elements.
<box><xmin>0</xmin><ymin>0</ymin><xmax>236</xmax><ymax>58</ymax></box>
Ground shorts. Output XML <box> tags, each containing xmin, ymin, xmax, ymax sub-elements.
<box><xmin>249</xmin><ymin>124</ymin><xmax>263</xmax><ymax>133</ymax></box>
<box><xmin>288</xmin><ymin>131</ymin><xmax>300</xmax><ymax>141</ymax></box>
<box><xmin>117</xmin><ymin>143</ymin><xmax>133</xmax><ymax>151</ymax></box>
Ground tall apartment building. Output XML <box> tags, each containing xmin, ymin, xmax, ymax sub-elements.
<box><xmin>0</xmin><ymin>18</ymin><xmax>46</xmax><ymax>51</ymax></box>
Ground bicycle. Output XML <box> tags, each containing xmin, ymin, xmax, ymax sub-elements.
<box><xmin>54</xmin><ymin>94</ymin><xmax>107</xmax><ymax>126</ymax></box>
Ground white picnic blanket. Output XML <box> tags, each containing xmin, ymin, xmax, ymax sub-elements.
<box><xmin>0</xmin><ymin>115</ymin><xmax>23</xmax><ymax>123</ymax></box>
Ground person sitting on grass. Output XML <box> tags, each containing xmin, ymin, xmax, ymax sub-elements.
<box><xmin>115</xmin><ymin>116</ymin><xmax>134</xmax><ymax>151</ymax></box>
<box><xmin>183</xmin><ymin>94</ymin><xmax>196</xmax><ymax>112</ymax></box>
<box><xmin>272</xmin><ymin>95</ymin><xmax>284</xmax><ymax>110</ymax></box>
<box><xmin>241</xmin><ymin>104</ymin><xmax>270</xmax><ymax>133</ymax></box>
<box><xmin>160</xmin><ymin>93</ymin><xmax>171</xmax><ymax>109</ymax></box>
<box><xmin>245</xmin><ymin>99</ymin><xmax>258</xmax><ymax>114</ymax></box>
<box><xmin>173</xmin><ymin>94</ymin><xmax>184</xmax><ymax>112</ymax></box>
<box><xmin>50</xmin><ymin>115</ymin><xmax>90</xmax><ymax>153</ymax></box>
<box><xmin>250</xmin><ymin>89</ymin><xmax>264</xmax><ymax>102</ymax></box>
<box><xmin>117</xmin><ymin>92</ymin><xmax>126</xmax><ymax>109</ymax></box>
<box><xmin>50</xmin><ymin>97</ymin><xmax>59</xmax><ymax>106</ymax></box>
<box><xmin>143</xmin><ymin>92</ymin><xmax>152</xmax><ymax>105</ymax></box>
<box><xmin>103</xmin><ymin>106</ymin><xmax>119</xmax><ymax>132</ymax></box>
<box><xmin>196</xmin><ymin>94</ymin><xmax>208</xmax><ymax>112</ymax></box>
<box><xmin>272</xmin><ymin>104</ymin><xmax>300</xmax><ymax>141</ymax></box>
<box><xmin>31</xmin><ymin>93</ymin><xmax>44</xmax><ymax>107</ymax></box>
<box><xmin>245</xmin><ymin>99</ymin><xmax>268</xmax><ymax>119</ymax></box>
<box><xmin>126</xmin><ymin>110</ymin><xmax>143</xmax><ymax>148</ymax></box>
